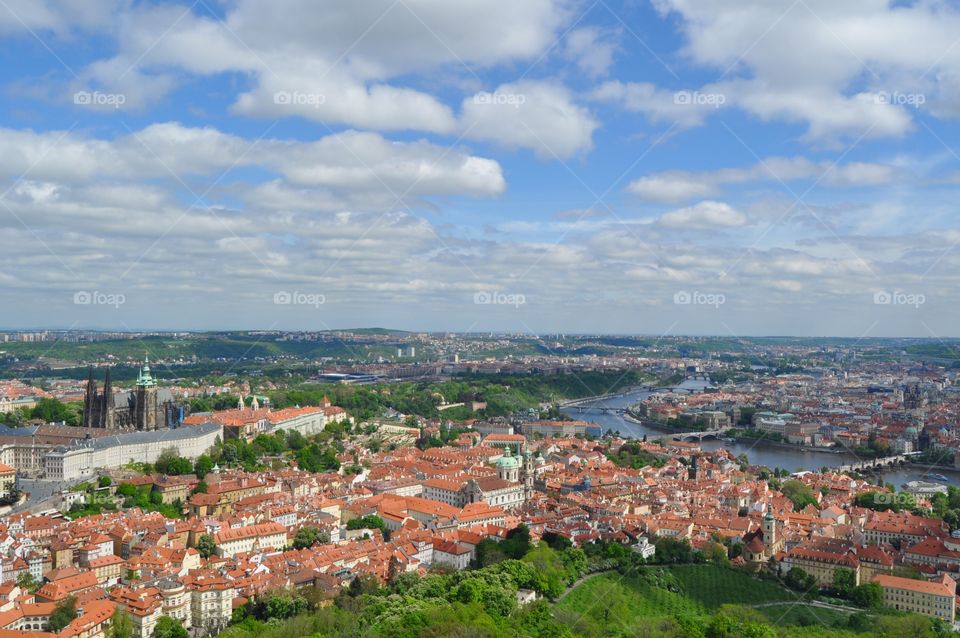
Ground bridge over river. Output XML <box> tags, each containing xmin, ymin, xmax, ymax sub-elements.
<box><xmin>831</xmin><ymin>452</ymin><xmax>921</xmax><ymax>473</ymax></box>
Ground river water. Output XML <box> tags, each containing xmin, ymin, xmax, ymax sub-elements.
<box><xmin>561</xmin><ymin>380</ymin><xmax>960</xmax><ymax>489</ymax></box>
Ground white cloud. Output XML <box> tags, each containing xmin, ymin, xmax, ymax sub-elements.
<box><xmin>627</xmin><ymin>175</ymin><xmax>718</xmax><ymax>203</ymax></box>
<box><xmin>0</xmin><ymin>124</ymin><xmax>506</xmax><ymax>200</ymax></box>
<box><xmin>65</xmin><ymin>0</ymin><xmax>577</xmax><ymax>138</ymax></box>
<box><xmin>460</xmin><ymin>81</ymin><xmax>599</xmax><ymax>158</ymax></box>
<box><xmin>0</xmin><ymin>0</ymin><xmax>119</xmax><ymax>35</ymax></box>
<box><xmin>649</xmin><ymin>0</ymin><xmax>960</xmax><ymax>143</ymax></box>
<box><xmin>590</xmin><ymin>80</ymin><xmax>725</xmax><ymax>128</ymax></box>
<box><xmin>658</xmin><ymin>201</ymin><xmax>747</xmax><ymax>229</ymax></box>
<box><xmin>627</xmin><ymin>156</ymin><xmax>900</xmax><ymax>202</ymax></box>
<box><xmin>563</xmin><ymin>26</ymin><xmax>620</xmax><ymax>77</ymax></box>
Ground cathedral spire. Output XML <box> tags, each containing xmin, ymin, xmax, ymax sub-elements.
<box><xmin>102</xmin><ymin>366</ymin><xmax>113</xmax><ymax>429</ymax></box>
<box><xmin>136</xmin><ymin>354</ymin><xmax>156</xmax><ymax>387</ymax></box>
<box><xmin>83</xmin><ymin>367</ymin><xmax>96</xmax><ymax>428</ymax></box>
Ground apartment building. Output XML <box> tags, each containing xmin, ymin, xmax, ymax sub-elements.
<box><xmin>873</xmin><ymin>573</ymin><xmax>956</xmax><ymax>623</ymax></box>
<box><xmin>214</xmin><ymin>522</ymin><xmax>288</xmax><ymax>557</ymax></box>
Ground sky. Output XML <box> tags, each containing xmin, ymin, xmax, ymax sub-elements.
<box><xmin>1</xmin><ymin>0</ymin><xmax>960</xmax><ymax>338</ymax></box>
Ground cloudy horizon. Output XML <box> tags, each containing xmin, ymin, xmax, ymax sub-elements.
<box><xmin>1</xmin><ymin>0</ymin><xmax>960</xmax><ymax>338</ymax></box>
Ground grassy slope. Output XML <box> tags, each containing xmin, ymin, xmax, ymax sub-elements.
<box><xmin>556</xmin><ymin>566</ymin><xmax>863</xmax><ymax>636</ymax></box>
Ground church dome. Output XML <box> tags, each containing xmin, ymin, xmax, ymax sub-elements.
<box><xmin>497</xmin><ymin>447</ymin><xmax>520</xmax><ymax>470</ymax></box>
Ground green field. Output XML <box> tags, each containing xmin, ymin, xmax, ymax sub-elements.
<box><xmin>757</xmin><ymin>602</ymin><xmax>852</xmax><ymax>628</ymax></box>
<box><xmin>555</xmin><ymin>566</ymin><xmax>869</xmax><ymax>637</ymax></box>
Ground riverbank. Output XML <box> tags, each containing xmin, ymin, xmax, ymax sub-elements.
<box><xmin>561</xmin><ymin>383</ymin><xmax>960</xmax><ymax>487</ymax></box>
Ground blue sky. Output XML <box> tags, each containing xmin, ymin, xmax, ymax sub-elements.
<box><xmin>1</xmin><ymin>0</ymin><xmax>960</xmax><ymax>337</ymax></box>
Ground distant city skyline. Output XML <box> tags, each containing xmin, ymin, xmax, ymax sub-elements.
<box><xmin>1</xmin><ymin>1</ymin><xmax>960</xmax><ymax>336</ymax></box>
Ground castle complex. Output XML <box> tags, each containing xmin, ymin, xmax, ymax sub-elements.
<box><xmin>81</xmin><ymin>357</ymin><xmax>179</xmax><ymax>431</ymax></box>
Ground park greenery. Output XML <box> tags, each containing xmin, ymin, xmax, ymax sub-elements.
<box><xmin>262</xmin><ymin>370</ymin><xmax>656</xmax><ymax>422</ymax></box>
<box><xmin>214</xmin><ymin>531</ymin><xmax>951</xmax><ymax>638</ymax></box>
<box><xmin>605</xmin><ymin>441</ymin><xmax>667</xmax><ymax>469</ymax></box>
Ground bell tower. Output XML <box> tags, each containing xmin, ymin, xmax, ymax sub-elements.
<box><xmin>763</xmin><ymin>509</ymin><xmax>776</xmax><ymax>552</ymax></box>
<box><xmin>522</xmin><ymin>448</ymin><xmax>534</xmax><ymax>500</ymax></box>
<box><xmin>135</xmin><ymin>355</ymin><xmax>159</xmax><ymax>430</ymax></box>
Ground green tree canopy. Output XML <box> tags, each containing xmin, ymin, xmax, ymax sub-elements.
<box><xmin>152</xmin><ymin>616</ymin><xmax>188</xmax><ymax>638</ymax></box>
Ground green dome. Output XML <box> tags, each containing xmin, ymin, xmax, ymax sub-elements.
<box><xmin>497</xmin><ymin>447</ymin><xmax>520</xmax><ymax>470</ymax></box>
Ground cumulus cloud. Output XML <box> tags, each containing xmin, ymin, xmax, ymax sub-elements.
<box><xmin>60</xmin><ymin>0</ymin><xmax>596</xmax><ymax>155</ymax></box>
<box><xmin>590</xmin><ymin>80</ymin><xmax>726</xmax><ymax>128</ymax></box>
<box><xmin>460</xmin><ymin>81</ymin><xmax>599</xmax><ymax>158</ymax></box>
<box><xmin>657</xmin><ymin>201</ymin><xmax>747</xmax><ymax>230</ymax></box>
<box><xmin>627</xmin><ymin>156</ymin><xmax>900</xmax><ymax>202</ymax></box>
<box><xmin>648</xmin><ymin>0</ymin><xmax>960</xmax><ymax>143</ymax></box>
<box><xmin>562</xmin><ymin>26</ymin><xmax>620</xmax><ymax>78</ymax></box>
<box><xmin>0</xmin><ymin>124</ymin><xmax>506</xmax><ymax>200</ymax></box>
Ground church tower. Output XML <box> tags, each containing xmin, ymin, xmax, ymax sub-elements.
<box><xmin>101</xmin><ymin>366</ymin><xmax>114</xmax><ymax>429</ymax></box>
<box><xmin>83</xmin><ymin>367</ymin><xmax>97</xmax><ymax>428</ymax></box>
<box><xmin>522</xmin><ymin>448</ymin><xmax>534</xmax><ymax>500</ymax></box>
<box><xmin>135</xmin><ymin>356</ymin><xmax>159</xmax><ymax>430</ymax></box>
<box><xmin>762</xmin><ymin>509</ymin><xmax>776</xmax><ymax>553</ymax></box>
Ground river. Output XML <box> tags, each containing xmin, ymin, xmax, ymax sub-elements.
<box><xmin>561</xmin><ymin>380</ymin><xmax>960</xmax><ymax>489</ymax></box>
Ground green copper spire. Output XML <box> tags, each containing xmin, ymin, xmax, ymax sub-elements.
<box><xmin>137</xmin><ymin>354</ymin><xmax>156</xmax><ymax>387</ymax></box>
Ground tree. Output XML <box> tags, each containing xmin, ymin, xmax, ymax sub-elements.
<box><xmin>98</xmin><ymin>476</ymin><xmax>112</xmax><ymax>488</ymax></box>
<box><xmin>293</xmin><ymin>526</ymin><xmax>323</xmax><ymax>550</ymax></box>
<box><xmin>49</xmin><ymin>597</ymin><xmax>78</xmax><ymax>632</ymax></box>
<box><xmin>152</xmin><ymin>616</ymin><xmax>188</xmax><ymax>638</ymax></box>
<box><xmin>108</xmin><ymin>609</ymin><xmax>133</xmax><ymax>638</ymax></box>
<box><xmin>196</xmin><ymin>534</ymin><xmax>217</xmax><ymax>559</ymax></box>
<box><xmin>16</xmin><ymin>571</ymin><xmax>37</xmax><ymax>592</ymax></box>
<box><xmin>833</xmin><ymin>567</ymin><xmax>856</xmax><ymax>596</ymax></box>
<box><xmin>195</xmin><ymin>454</ymin><xmax>214</xmax><ymax>479</ymax></box>
<box><xmin>702</xmin><ymin>542</ymin><xmax>729</xmax><ymax>565</ymax></box>
<box><xmin>346</xmin><ymin>515</ymin><xmax>386</xmax><ymax>537</ymax></box>
<box><xmin>780</xmin><ymin>480</ymin><xmax>818</xmax><ymax>511</ymax></box>
<box><xmin>346</xmin><ymin>573</ymin><xmax>381</xmax><ymax>597</ymax></box>
<box><xmin>155</xmin><ymin>449</ymin><xmax>193</xmax><ymax>476</ymax></box>
<box><xmin>31</xmin><ymin>398</ymin><xmax>78</xmax><ymax>425</ymax></box>
<box><xmin>783</xmin><ymin>567</ymin><xmax>817</xmax><ymax>594</ymax></box>
<box><xmin>654</xmin><ymin>537</ymin><xmax>693</xmax><ymax>564</ymax></box>
<box><xmin>116</xmin><ymin>483</ymin><xmax>138</xmax><ymax>498</ymax></box>
<box><xmin>850</xmin><ymin>582</ymin><xmax>884</xmax><ymax>609</ymax></box>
